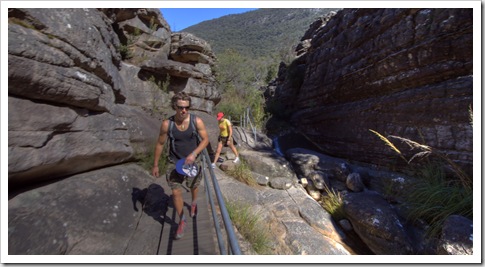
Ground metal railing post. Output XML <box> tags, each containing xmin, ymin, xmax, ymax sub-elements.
<box><xmin>245</xmin><ymin>107</ymin><xmax>257</xmax><ymax>143</ymax></box>
<box><xmin>201</xmin><ymin>154</ymin><xmax>227</xmax><ymax>254</ymax></box>
<box><xmin>201</xmin><ymin>148</ymin><xmax>242</xmax><ymax>255</ymax></box>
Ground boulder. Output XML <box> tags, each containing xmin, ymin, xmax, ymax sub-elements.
<box><xmin>286</xmin><ymin>147</ymin><xmax>351</xmax><ymax>182</ymax></box>
<box><xmin>308</xmin><ymin>171</ymin><xmax>327</xmax><ymax>190</ymax></box>
<box><xmin>8</xmin><ymin>164</ymin><xmax>163</xmax><ymax>254</ymax></box>
<box><xmin>140</xmin><ymin>58</ymin><xmax>220</xmax><ymax>113</ymax></box>
<box><xmin>240</xmin><ymin>150</ymin><xmax>298</xmax><ymax>182</ymax></box>
<box><xmin>219</xmin><ymin>161</ymin><xmax>236</xmax><ymax>172</ymax></box>
<box><xmin>8</xmin><ymin>97</ymin><xmax>133</xmax><ymax>188</ymax></box>
<box><xmin>285</xmin><ymin>150</ymin><xmax>320</xmax><ymax>178</ymax></box>
<box><xmin>342</xmin><ymin>191</ymin><xmax>413</xmax><ymax>254</ymax></box>
<box><xmin>346</xmin><ymin>172</ymin><xmax>365</xmax><ymax>192</ymax></box>
<box><xmin>288</xmin><ymin>186</ymin><xmax>346</xmax><ymax>241</ymax></box>
<box><xmin>305</xmin><ymin>179</ymin><xmax>321</xmax><ymax>201</ymax></box>
<box><xmin>269</xmin><ymin>177</ymin><xmax>293</xmax><ymax>190</ymax></box>
<box><xmin>438</xmin><ymin>215</ymin><xmax>473</xmax><ymax>255</ymax></box>
<box><xmin>170</xmin><ymin>32</ymin><xmax>215</xmax><ymax>65</ymax></box>
<box><xmin>118</xmin><ymin>62</ymin><xmax>171</xmax><ymax>110</ymax></box>
<box><xmin>253</xmin><ymin>172</ymin><xmax>269</xmax><ymax>186</ymax></box>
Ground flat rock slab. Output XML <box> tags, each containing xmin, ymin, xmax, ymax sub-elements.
<box><xmin>8</xmin><ymin>163</ymin><xmax>217</xmax><ymax>255</ymax></box>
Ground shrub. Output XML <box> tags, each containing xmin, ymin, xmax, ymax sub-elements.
<box><xmin>119</xmin><ymin>44</ymin><xmax>132</xmax><ymax>60</ymax></box>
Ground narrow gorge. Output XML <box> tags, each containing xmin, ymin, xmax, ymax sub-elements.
<box><xmin>7</xmin><ymin>8</ymin><xmax>473</xmax><ymax>258</ymax></box>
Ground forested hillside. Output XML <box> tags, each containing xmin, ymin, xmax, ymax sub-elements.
<box><xmin>182</xmin><ymin>8</ymin><xmax>340</xmax><ymax>58</ymax></box>
<box><xmin>178</xmin><ymin>8</ymin><xmax>340</xmax><ymax>126</ymax></box>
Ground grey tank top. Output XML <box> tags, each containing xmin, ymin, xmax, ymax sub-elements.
<box><xmin>169</xmin><ymin>114</ymin><xmax>198</xmax><ymax>161</ymax></box>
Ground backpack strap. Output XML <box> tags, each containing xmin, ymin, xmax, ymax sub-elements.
<box><xmin>168</xmin><ymin>115</ymin><xmax>176</xmax><ymax>155</ymax></box>
<box><xmin>189</xmin><ymin>114</ymin><xmax>201</xmax><ymax>142</ymax></box>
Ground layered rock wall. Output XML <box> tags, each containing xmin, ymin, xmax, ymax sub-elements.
<box><xmin>8</xmin><ymin>8</ymin><xmax>220</xmax><ymax>190</ymax></box>
<box><xmin>269</xmin><ymin>9</ymin><xmax>473</xmax><ymax>175</ymax></box>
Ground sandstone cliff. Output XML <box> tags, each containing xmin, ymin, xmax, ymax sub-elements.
<box><xmin>266</xmin><ymin>9</ymin><xmax>473</xmax><ymax>177</ymax></box>
<box><xmin>8</xmin><ymin>8</ymin><xmax>220</xmax><ymax>191</ymax></box>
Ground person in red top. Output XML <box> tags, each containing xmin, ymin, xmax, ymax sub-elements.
<box><xmin>211</xmin><ymin>112</ymin><xmax>240</xmax><ymax>168</ymax></box>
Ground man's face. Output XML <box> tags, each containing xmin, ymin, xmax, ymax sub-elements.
<box><xmin>175</xmin><ymin>100</ymin><xmax>190</xmax><ymax>119</ymax></box>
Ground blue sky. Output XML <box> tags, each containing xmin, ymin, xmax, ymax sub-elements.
<box><xmin>160</xmin><ymin>8</ymin><xmax>258</xmax><ymax>32</ymax></box>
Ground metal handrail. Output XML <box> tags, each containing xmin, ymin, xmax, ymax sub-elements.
<box><xmin>200</xmin><ymin>148</ymin><xmax>242</xmax><ymax>255</ymax></box>
<box><xmin>240</xmin><ymin>107</ymin><xmax>257</xmax><ymax>143</ymax></box>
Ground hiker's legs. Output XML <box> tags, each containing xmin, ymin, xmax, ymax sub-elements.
<box><xmin>167</xmin><ymin>168</ymin><xmax>188</xmax><ymax>239</ymax></box>
<box><xmin>187</xmin><ymin>170</ymin><xmax>202</xmax><ymax>217</ymax></box>
<box><xmin>173</xmin><ymin>188</ymin><xmax>187</xmax><ymax>240</ymax></box>
<box><xmin>228</xmin><ymin>140</ymin><xmax>238</xmax><ymax>157</ymax></box>
<box><xmin>190</xmin><ymin>186</ymin><xmax>199</xmax><ymax>203</ymax></box>
<box><xmin>167</xmin><ymin>168</ymin><xmax>185</xmax><ymax>220</ymax></box>
<box><xmin>213</xmin><ymin>141</ymin><xmax>223</xmax><ymax>164</ymax></box>
<box><xmin>172</xmin><ymin>188</ymin><xmax>184</xmax><ymax>220</ymax></box>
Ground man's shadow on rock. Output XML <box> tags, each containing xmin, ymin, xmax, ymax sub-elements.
<box><xmin>132</xmin><ymin>184</ymin><xmax>174</xmax><ymax>225</ymax></box>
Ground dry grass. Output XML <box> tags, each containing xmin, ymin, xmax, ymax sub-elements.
<box><xmin>369</xmin><ymin>129</ymin><xmax>471</xmax><ymax>190</ymax></box>
<box><xmin>369</xmin><ymin>129</ymin><xmax>407</xmax><ymax>162</ymax></box>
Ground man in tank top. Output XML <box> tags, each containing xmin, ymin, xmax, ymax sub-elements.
<box><xmin>152</xmin><ymin>92</ymin><xmax>209</xmax><ymax>240</ymax></box>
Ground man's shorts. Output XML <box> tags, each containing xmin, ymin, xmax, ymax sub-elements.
<box><xmin>166</xmin><ymin>160</ymin><xmax>203</xmax><ymax>190</ymax></box>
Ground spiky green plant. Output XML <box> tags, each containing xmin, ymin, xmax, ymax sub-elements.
<box><xmin>369</xmin><ymin>129</ymin><xmax>472</xmax><ymax>237</ymax></box>
<box><xmin>405</xmin><ymin>162</ymin><xmax>472</xmax><ymax>237</ymax></box>
<box><xmin>320</xmin><ymin>183</ymin><xmax>345</xmax><ymax>221</ymax></box>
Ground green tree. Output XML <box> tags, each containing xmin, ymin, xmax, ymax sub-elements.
<box><xmin>214</xmin><ymin>49</ymin><xmax>267</xmax><ymax>129</ymax></box>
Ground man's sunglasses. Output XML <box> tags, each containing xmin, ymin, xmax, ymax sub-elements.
<box><xmin>176</xmin><ymin>105</ymin><xmax>190</xmax><ymax>110</ymax></box>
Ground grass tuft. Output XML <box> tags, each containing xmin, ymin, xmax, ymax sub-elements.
<box><xmin>227</xmin><ymin>158</ymin><xmax>257</xmax><ymax>186</ymax></box>
<box><xmin>225</xmin><ymin>200</ymin><xmax>273</xmax><ymax>254</ymax></box>
<box><xmin>134</xmin><ymin>144</ymin><xmax>168</xmax><ymax>175</ymax></box>
<box><xmin>320</xmin><ymin>183</ymin><xmax>345</xmax><ymax>221</ymax></box>
<box><xmin>405</xmin><ymin>162</ymin><xmax>472</xmax><ymax>237</ymax></box>
<box><xmin>370</xmin><ymin>129</ymin><xmax>472</xmax><ymax>238</ymax></box>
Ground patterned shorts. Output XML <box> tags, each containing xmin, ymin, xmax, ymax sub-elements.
<box><xmin>166</xmin><ymin>160</ymin><xmax>203</xmax><ymax>190</ymax></box>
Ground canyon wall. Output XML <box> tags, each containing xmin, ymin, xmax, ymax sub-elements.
<box><xmin>267</xmin><ymin>9</ymin><xmax>473</xmax><ymax>176</ymax></box>
<box><xmin>8</xmin><ymin>8</ymin><xmax>221</xmax><ymax>190</ymax></box>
